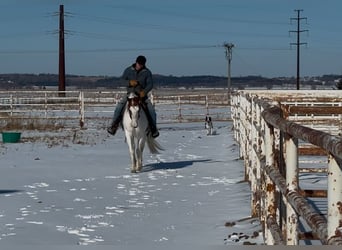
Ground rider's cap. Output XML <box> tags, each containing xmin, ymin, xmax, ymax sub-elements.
<box><xmin>136</xmin><ymin>55</ymin><xmax>146</xmax><ymax>66</ymax></box>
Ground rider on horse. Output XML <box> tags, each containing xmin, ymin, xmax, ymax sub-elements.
<box><xmin>107</xmin><ymin>55</ymin><xmax>159</xmax><ymax>138</ymax></box>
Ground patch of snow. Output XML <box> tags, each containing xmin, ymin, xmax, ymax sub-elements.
<box><xmin>0</xmin><ymin>121</ymin><xmax>264</xmax><ymax>247</ymax></box>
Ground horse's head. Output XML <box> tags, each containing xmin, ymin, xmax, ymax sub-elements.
<box><xmin>127</xmin><ymin>92</ymin><xmax>142</xmax><ymax>128</ymax></box>
<box><xmin>127</xmin><ymin>92</ymin><xmax>141</xmax><ymax>107</ymax></box>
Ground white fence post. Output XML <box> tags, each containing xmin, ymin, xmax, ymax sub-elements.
<box><xmin>178</xmin><ymin>96</ymin><xmax>182</xmax><ymax>122</ymax></box>
<box><xmin>79</xmin><ymin>91</ymin><xmax>85</xmax><ymax>128</ymax></box>
<box><xmin>285</xmin><ymin>135</ymin><xmax>299</xmax><ymax>245</ymax></box>
<box><xmin>231</xmin><ymin>94</ymin><xmax>242</xmax><ymax>158</ymax></box>
<box><xmin>250</xmin><ymin>98</ymin><xmax>262</xmax><ymax>217</ymax></box>
<box><xmin>327</xmin><ymin>154</ymin><xmax>342</xmax><ymax>241</ymax></box>
<box><xmin>44</xmin><ymin>91</ymin><xmax>48</xmax><ymax>118</ymax></box>
<box><xmin>10</xmin><ymin>94</ymin><xmax>13</xmax><ymax>116</ymax></box>
<box><xmin>263</xmin><ymin>122</ymin><xmax>279</xmax><ymax>244</ymax></box>
<box><xmin>244</xmin><ymin>94</ymin><xmax>252</xmax><ymax>181</ymax></box>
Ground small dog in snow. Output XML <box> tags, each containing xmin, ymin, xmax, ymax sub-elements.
<box><xmin>205</xmin><ymin>116</ymin><xmax>214</xmax><ymax>136</ymax></box>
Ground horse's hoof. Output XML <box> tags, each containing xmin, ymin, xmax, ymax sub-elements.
<box><xmin>131</xmin><ymin>169</ymin><xmax>137</xmax><ymax>173</ymax></box>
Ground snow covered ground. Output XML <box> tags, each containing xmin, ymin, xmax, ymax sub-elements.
<box><xmin>0</xmin><ymin>121</ymin><xmax>264</xmax><ymax>248</ymax></box>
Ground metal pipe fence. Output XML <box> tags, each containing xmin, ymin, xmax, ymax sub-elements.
<box><xmin>231</xmin><ymin>90</ymin><xmax>342</xmax><ymax>245</ymax></box>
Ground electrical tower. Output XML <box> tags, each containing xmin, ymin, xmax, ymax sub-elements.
<box><xmin>59</xmin><ymin>4</ymin><xmax>66</xmax><ymax>96</ymax></box>
<box><xmin>290</xmin><ymin>9</ymin><xmax>308</xmax><ymax>90</ymax></box>
<box><xmin>224</xmin><ymin>43</ymin><xmax>234</xmax><ymax>101</ymax></box>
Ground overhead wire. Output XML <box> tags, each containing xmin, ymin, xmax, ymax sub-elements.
<box><xmin>2</xmin><ymin>6</ymin><xmax>340</xmax><ymax>55</ymax></box>
<box><xmin>107</xmin><ymin>4</ymin><xmax>289</xmax><ymax>26</ymax></box>
<box><xmin>72</xmin><ymin>12</ymin><xmax>288</xmax><ymax>38</ymax></box>
<box><xmin>0</xmin><ymin>44</ymin><xmax>221</xmax><ymax>55</ymax></box>
<box><xmin>0</xmin><ymin>5</ymin><xmax>298</xmax><ymax>54</ymax></box>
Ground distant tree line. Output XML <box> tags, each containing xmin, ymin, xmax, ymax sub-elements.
<box><xmin>0</xmin><ymin>73</ymin><xmax>340</xmax><ymax>90</ymax></box>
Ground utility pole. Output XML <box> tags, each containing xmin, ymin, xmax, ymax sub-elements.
<box><xmin>59</xmin><ymin>4</ymin><xmax>66</xmax><ymax>96</ymax></box>
<box><xmin>290</xmin><ymin>9</ymin><xmax>308</xmax><ymax>90</ymax></box>
<box><xmin>224</xmin><ymin>42</ymin><xmax>234</xmax><ymax>101</ymax></box>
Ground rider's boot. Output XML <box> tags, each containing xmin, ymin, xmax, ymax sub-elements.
<box><xmin>107</xmin><ymin>119</ymin><xmax>120</xmax><ymax>135</ymax></box>
<box><xmin>142</xmin><ymin>103</ymin><xmax>159</xmax><ymax>138</ymax></box>
<box><xmin>107</xmin><ymin>99</ymin><xmax>126</xmax><ymax>136</ymax></box>
<box><xmin>150</xmin><ymin>123</ymin><xmax>159</xmax><ymax>138</ymax></box>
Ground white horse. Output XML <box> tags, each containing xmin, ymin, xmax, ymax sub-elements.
<box><xmin>122</xmin><ymin>92</ymin><xmax>163</xmax><ymax>173</ymax></box>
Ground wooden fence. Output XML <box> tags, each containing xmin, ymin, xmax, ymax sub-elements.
<box><xmin>0</xmin><ymin>90</ymin><xmax>230</xmax><ymax>131</ymax></box>
<box><xmin>231</xmin><ymin>90</ymin><xmax>342</xmax><ymax>245</ymax></box>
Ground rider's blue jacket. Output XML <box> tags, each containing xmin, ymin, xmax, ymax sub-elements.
<box><xmin>122</xmin><ymin>63</ymin><xmax>153</xmax><ymax>96</ymax></box>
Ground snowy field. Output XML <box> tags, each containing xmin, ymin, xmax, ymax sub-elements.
<box><xmin>0</xmin><ymin>121</ymin><xmax>264</xmax><ymax>248</ymax></box>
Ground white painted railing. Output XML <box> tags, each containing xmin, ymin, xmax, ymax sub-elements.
<box><xmin>0</xmin><ymin>90</ymin><xmax>230</xmax><ymax>130</ymax></box>
<box><xmin>231</xmin><ymin>90</ymin><xmax>342</xmax><ymax>245</ymax></box>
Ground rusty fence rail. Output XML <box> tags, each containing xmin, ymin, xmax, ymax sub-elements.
<box><xmin>231</xmin><ymin>90</ymin><xmax>342</xmax><ymax>245</ymax></box>
<box><xmin>0</xmin><ymin>90</ymin><xmax>230</xmax><ymax>130</ymax></box>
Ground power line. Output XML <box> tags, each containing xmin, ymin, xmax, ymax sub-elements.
<box><xmin>290</xmin><ymin>9</ymin><xmax>308</xmax><ymax>90</ymax></box>
<box><xmin>0</xmin><ymin>44</ymin><xmax>295</xmax><ymax>55</ymax></box>
<box><xmin>67</xmin><ymin>44</ymin><xmax>221</xmax><ymax>53</ymax></box>
<box><xmin>72</xmin><ymin>13</ymin><xmax>287</xmax><ymax>38</ymax></box>
<box><xmin>224</xmin><ymin>43</ymin><xmax>234</xmax><ymax>100</ymax></box>
<box><xmin>236</xmin><ymin>47</ymin><xmax>291</xmax><ymax>51</ymax></box>
<box><xmin>108</xmin><ymin>4</ymin><xmax>289</xmax><ymax>26</ymax></box>
<box><xmin>0</xmin><ymin>45</ymin><xmax>221</xmax><ymax>55</ymax></box>
<box><xmin>58</xmin><ymin>4</ymin><xmax>66</xmax><ymax>95</ymax></box>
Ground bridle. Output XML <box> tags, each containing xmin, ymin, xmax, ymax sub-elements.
<box><xmin>127</xmin><ymin>94</ymin><xmax>142</xmax><ymax>123</ymax></box>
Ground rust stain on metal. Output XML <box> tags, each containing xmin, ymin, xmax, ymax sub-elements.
<box><xmin>266</xmin><ymin>183</ymin><xmax>275</xmax><ymax>192</ymax></box>
<box><xmin>327</xmin><ymin>235</ymin><xmax>342</xmax><ymax>245</ymax></box>
<box><xmin>299</xmin><ymin>189</ymin><xmax>327</xmax><ymax>198</ymax></box>
<box><xmin>275</xmin><ymin>96</ymin><xmax>342</xmax><ymax>103</ymax></box>
<box><xmin>251</xmin><ymin>202</ymin><xmax>260</xmax><ymax>218</ymax></box>
<box><xmin>268</xmin><ymin>204</ymin><xmax>276</xmax><ymax>215</ymax></box>
<box><xmin>287</xmin><ymin>106</ymin><xmax>342</xmax><ymax>115</ymax></box>
<box><xmin>298</xmin><ymin>231</ymin><xmax>319</xmax><ymax>240</ymax></box>
<box><xmin>288</xmin><ymin>214</ymin><xmax>297</xmax><ymax>225</ymax></box>
<box><xmin>266</xmin><ymin>215</ymin><xmax>285</xmax><ymax>245</ymax></box>
<box><xmin>299</xmin><ymin>147</ymin><xmax>327</xmax><ymax>156</ymax></box>
<box><xmin>291</xmin><ymin>178</ymin><xmax>298</xmax><ymax>188</ymax></box>
<box><xmin>299</xmin><ymin>168</ymin><xmax>327</xmax><ymax>174</ymax></box>
<box><xmin>338</xmin><ymin>201</ymin><xmax>342</xmax><ymax>214</ymax></box>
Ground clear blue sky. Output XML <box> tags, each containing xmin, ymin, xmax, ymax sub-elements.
<box><xmin>1</xmin><ymin>0</ymin><xmax>341</xmax><ymax>78</ymax></box>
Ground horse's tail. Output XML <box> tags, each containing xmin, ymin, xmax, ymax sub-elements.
<box><xmin>146</xmin><ymin>134</ymin><xmax>164</xmax><ymax>154</ymax></box>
